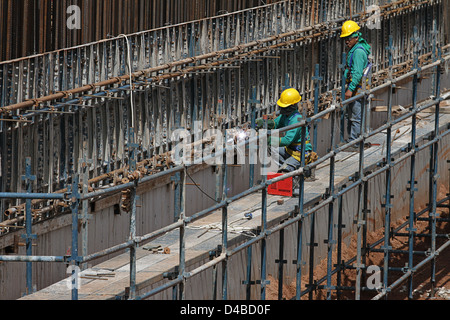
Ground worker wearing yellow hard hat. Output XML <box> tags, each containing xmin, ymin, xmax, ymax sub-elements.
<box><xmin>340</xmin><ymin>20</ymin><xmax>361</xmax><ymax>38</ymax></box>
<box><xmin>256</xmin><ymin>88</ymin><xmax>317</xmax><ymax>173</ymax></box>
<box><xmin>277</xmin><ymin>88</ymin><xmax>302</xmax><ymax>108</ymax></box>
<box><xmin>340</xmin><ymin>20</ymin><xmax>372</xmax><ymax>150</ymax></box>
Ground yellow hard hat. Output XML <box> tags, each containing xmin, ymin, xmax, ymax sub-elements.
<box><xmin>277</xmin><ymin>88</ymin><xmax>302</xmax><ymax>108</ymax></box>
<box><xmin>340</xmin><ymin>20</ymin><xmax>361</xmax><ymax>38</ymax></box>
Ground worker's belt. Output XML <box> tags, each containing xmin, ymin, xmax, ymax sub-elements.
<box><xmin>288</xmin><ymin>141</ymin><xmax>311</xmax><ymax>153</ymax></box>
<box><xmin>286</xmin><ymin>143</ymin><xmax>318</xmax><ymax>164</ymax></box>
<box><xmin>346</xmin><ymin>76</ymin><xmax>371</xmax><ymax>94</ymax></box>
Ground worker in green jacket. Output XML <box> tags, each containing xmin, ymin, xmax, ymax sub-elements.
<box><xmin>341</xmin><ymin>20</ymin><xmax>372</xmax><ymax>150</ymax></box>
<box><xmin>256</xmin><ymin>88</ymin><xmax>316</xmax><ymax>173</ymax></box>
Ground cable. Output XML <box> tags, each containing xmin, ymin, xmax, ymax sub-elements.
<box><xmin>188</xmin><ymin>216</ymin><xmax>258</xmax><ymax>239</ymax></box>
<box><xmin>118</xmin><ymin>34</ymin><xmax>135</xmax><ymax>129</ymax></box>
<box><xmin>185</xmin><ymin>168</ymin><xmax>220</xmax><ymax>204</ymax></box>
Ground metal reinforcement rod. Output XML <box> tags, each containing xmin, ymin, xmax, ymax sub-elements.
<box><xmin>0</xmin><ymin>29</ymin><xmax>317</xmax><ymax>114</ymax></box>
<box><xmin>1</xmin><ymin>0</ymin><xmax>289</xmax><ymax>62</ymax></box>
<box><xmin>0</xmin><ymin>0</ymin><xmax>433</xmax><ymax>116</ymax></box>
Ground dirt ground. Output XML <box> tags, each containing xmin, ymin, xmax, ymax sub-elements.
<box><xmin>266</xmin><ymin>184</ymin><xmax>450</xmax><ymax>301</ymax></box>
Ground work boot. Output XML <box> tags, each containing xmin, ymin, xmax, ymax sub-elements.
<box><xmin>347</xmin><ymin>144</ymin><xmax>360</xmax><ymax>152</ymax></box>
<box><xmin>305</xmin><ymin>168</ymin><xmax>317</xmax><ymax>182</ymax></box>
<box><xmin>347</xmin><ymin>143</ymin><xmax>372</xmax><ymax>152</ymax></box>
<box><xmin>293</xmin><ymin>176</ymin><xmax>300</xmax><ymax>189</ymax></box>
<box><xmin>337</xmin><ymin>139</ymin><xmax>351</xmax><ymax>148</ymax></box>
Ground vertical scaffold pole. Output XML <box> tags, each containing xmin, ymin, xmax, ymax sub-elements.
<box><xmin>340</xmin><ymin>52</ymin><xmax>348</xmax><ymax>143</ymax></box>
<box><xmin>308</xmin><ymin>212</ymin><xmax>316</xmax><ymax>300</ymax></box>
<box><xmin>79</xmin><ymin>145</ymin><xmax>92</xmax><ymax>271</ymax></box>
<box><xmin>326</xmin><ymin>101</ymin><xmax>336</xmax><ymax>300</ymax></box>
<box><xmin>406</xmin><ymin>27</ymin><xmax>420</xmax><ymax>300</ymax></box>
<box><xmin>244</xmin><ymin>246</ymin><xmax>253</xmax><ymax>300</ymax></box>
<box><xmin>173</xmin><ymin>172</ymin><xmax>182</xmax><ymax>222</ymax></box>
<box><xmin>354</xmin><ymin>160</ymin><xmax>364</xmax><ymax>300</ymax></box>
<box><xmin>336</xmin><ymin>184</ymin><xmax>345</xmax><ymax>300</ymax></box>
<box><xmin>381</xmin><ymin>34</ymin><xmax>394</xmax><ymax>300</ymax></box>
<box><xmin>362</xmin><ymin>180</ymin><xmax>369</xmax><ymax>290</ymax></box>
<box><xmin>380</xmin><ymin>34</ymin><xmax>395</xmax><ymax>299</ymax></box>
<box><xmin>313</xmin><ymin>64</ymin><xmax>322</xmax><ymax>153</ymax></box>
<box><xmin>429</xmin><ymin>20</ymin><xmax>441</xmax><ymax>297</ymax></box>
<box><xmin>128</xmin><ymin>128</ymin><xmax>138</xmax><ymax>300</ymax></box>
<box><xmin>277</xmin><ymin>227</ymin><xmax>285</xmax><ymax>300</ymax></box>
<box><xmin>179</xmin><ymin>165</ymin><xmax>187</xmax><ymax>300</ymax></box>
<box><xmin>222</xmin><ymin>128</ymin><xmax>229</xmax><ymax>300</ymax></box>
<box><xmin>249</xmin><ymin>86</ymin><xmax>259</xmax><ymax>188</ymax></box>
<box><xmin>295</xmin><ymin>215</ymin><xmax>304</xmax><ymax>300</ymax></box>
<box><xmin>295</xmin><ymin>108</ymin><xmax>308</xmax><ymax>300</ymax></box>
<box><xmin>355</xmin><ymin>55</ymin><xmax>369</xmax><ymax>300</ymax></box>
<box><xmin>303</xmin><ymin>115</ymin><xmax>318</xmax><ymax>300</ymax></box>
<box><xmin>260</xmin><ymin>116</ymin><xmax>269</xmax><ymax>300</ymax></box>
<box><xmin>21</xmin><ymin>158</ymin><xmax>36</xmax><ymax>296</ymax></box>
<box><xmin>70</xmin><ymin>175</ymin><xmax>80</xmax><ymax>301</ymax></box>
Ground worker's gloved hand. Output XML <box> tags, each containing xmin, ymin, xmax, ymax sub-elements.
<box><xmin>255</xmin><ymin>119</ymin><xmax>264</xmax><ymax>129</ymax></box>
<box><xmin>255</xmin><ymin>118</ymin><xmax>276</xmax><ymax>130</ymax></box>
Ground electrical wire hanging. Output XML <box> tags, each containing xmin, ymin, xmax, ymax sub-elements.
<box><xmin>118</xmin><ymin>34</ymin><xmax>135</xmax><ymax>129</ymax></box>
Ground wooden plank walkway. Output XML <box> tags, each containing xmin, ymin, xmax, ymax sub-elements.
<box><xmin>20</xmin><ymin>107</ymin><xmax>450</xmax><ymax>300</ymax></box>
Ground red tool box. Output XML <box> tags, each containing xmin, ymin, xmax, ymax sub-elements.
<box><xmin>267</xmin><ymin>172</ymin><xmax>293</xmax><ymax>197</ymax></box>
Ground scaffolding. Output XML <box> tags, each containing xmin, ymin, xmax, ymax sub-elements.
<box><xmin>0</xmin><ymin>0</ymin><xmax>449</xmax><ymax>300</ymax></box>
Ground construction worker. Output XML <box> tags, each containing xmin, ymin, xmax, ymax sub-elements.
<box><xmin>256</xmin><ymin>88</ymin><xmax>317</xmax><ymax>173</ymax></box>
<box><xmin>340</xmin><ymin>20</ymin><xmax>372</xmax><ymax>149</ymax></box>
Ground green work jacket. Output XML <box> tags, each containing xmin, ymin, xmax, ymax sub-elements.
<box><xmin>273</xmin><ymin>112</ymin><xmax>313</xmax><ymax>153</ymax></box>
<box><xmin>344</xmin><ymin>38</ymin><xmax>372</xmax><ymax>93</ymax></box>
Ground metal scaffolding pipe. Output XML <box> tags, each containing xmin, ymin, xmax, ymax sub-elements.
<box><xmin>372</xmin><ymin>239</ymin><xmax>450</xmax><ymax>300</ymax></box>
